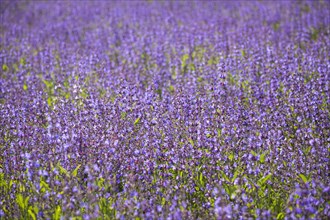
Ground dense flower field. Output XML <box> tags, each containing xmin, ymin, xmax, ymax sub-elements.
<box><xmin>0</xmin><ymin>0</ymin><xmax>329</xmax><ymax>219</ymax></box>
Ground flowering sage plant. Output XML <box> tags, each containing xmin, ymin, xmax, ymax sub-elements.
<box><xmin>0</xmin><ymin>0</ymin><xmax>329</xmax><ymax>219</ymax></box>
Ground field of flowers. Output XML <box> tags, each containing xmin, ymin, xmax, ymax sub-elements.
<box><xmin>0</xmin><ymin>0</ymin><xmax>329</xmax><ymax>219</ymax></box>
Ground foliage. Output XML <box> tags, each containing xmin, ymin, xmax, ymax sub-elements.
<box><xmin>0</xmin><ymin>0</ymin><xmax>329</xmax><ymax>219</ymax></box>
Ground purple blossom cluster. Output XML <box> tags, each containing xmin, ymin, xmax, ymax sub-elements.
<box><xmin>1</xmin><ymin>0</ymin><xmax>329</xmax><ymax>219</ymax></box>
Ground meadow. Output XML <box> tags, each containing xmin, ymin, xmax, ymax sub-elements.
<box><xmin>0</xmin><ymin>1</ymin><xmax>329</xmax><ymax>219</ymax></box>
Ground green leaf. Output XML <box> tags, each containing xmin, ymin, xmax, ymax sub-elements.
<box><xmin>97</xmin><ymin>177</ymin><xmax>105</xmax><ymax>188</ymax></box>
<box><xmin>80</xmin><ymin>89</ymin><xmax>88</xmax><ymax>99</ymax></box>
<box><xmin>207</xmin><ymin>58</ymin><xmax>213</xmax><ymax>66</ymax></box>
<box><xmin>2</xmin><ymin>64</ymin><xmax>8</xmax><ymax>72</ymax></box>
<box><xmin>199</xmin><ymin>172</ymin><xmax>204</xmax><ymax>187</ymax></box>
<box><xmin>277</xmin><ymin>212</ymin><xmax>285</xmax><ymax>220</ymax></box>
<box><xmin>16</xmin><ymin>194</ymin><xmax>24</xmax><ymax>209</ymax></box>
<box><xmin>72</xmin><ymin>164</ymin><xmax>81</xmax><ymax>177</ymax></box>
<box><xmin>230</xmin><ymin>190</ymin><xmax>237</xmax><ymax>200</ymax></box>
<box><xmin>272</xmin><ymin>21</ymin><xmax>280</xmax><ymax>31</ymax></box>
<box><xmin>260</xmin><ymin>151</ymin><xmax>268</xmax><ymax>163</ymax></box>
<box><xmin>57</xmin><ymin>163</ymin><xmax>69</xmax><ymax>177</ymax></box>
<box><xmin>188</xmin><ymin>138</ymin><xmax>194</xmax><ymax>147</ymax></box>
<box><xmin>217</xmin><ymin>128</ymin><xmax>222</xmax><ymax>137</ymax></box>
<box><xmin>13</xmin><ymin>63</ymin><xmax>18</xmax><ymax>72</ymax></box>
<box><xmin>28</xmin><ymin>209</ymin><xmax>36</xmax><ymax>220</ymax></box>
<box><xmin>43</xmin><ymin>79</ymin><xmax>53</xmax><ymax>89</ymax></box>
<box><xmin>53</xmin><ymin>205</ymin><xmax>61</xmax><ymax>220</ymax></box>
<box><xmin>40</xmin><ymin>180</ymin><xmax>50</xmax><ymax>191</ymax></box>
<box><xmin>156</xmin><ymin>88</ymin><xmax>162</xmax><ymax>99</ymax></box>
<box><xmin>65</xmin><ymin>92</ymin><xmax>70</xmax><ymax>100</ymax></box>
<box><xmin>20</xmin><ymin>57</ymin><xmax>26</xmax><ymax>66</ymax></box>
<box><xmin>228</xmin><ymin>151</ymin><xmax>234</xmax><ymax>161</ymax></box>
<box><xmin>168</xmin><ymin>85</ymin><xmax>175</xmax><ymax>93</ymax></box>
<box><xmin>241</xmin><ymin>49</ymin><xmax>246</xmax><ymax>58</ymax></box>
<box><xmin>64</xmin><ymin>78</ymin><xmax>70</xmax><ymax>88</ymax></box>
<box><xmin>179</xmin><ymin>170</ymin><xmax>183</xmax><ymax>178</ymax></box>
<box><xmin>33</xmin><ymin>205</ymin><xmax>39</xmax><ymax>216</ymax></box>
<box><xmin>47</xmin><ymin>97</ymin><xmax>53</xmax><ymax>107</ymax></box>
<box><xmin>232</xmin><ymin>169</ymin><xmax>240</xmax><ymax>183</ymax></box>
<box><xmin>298</xmin><ymin>173</ymin><xmax>309</xmax><ymax>183</ymax></box>
<box><xmin>181</xmin><ymin>54</ymin><xmax>189</xmax><ymax>68</ymax></box>
<box><xmin>250</xmin><ymin>150</ymin><xmax>257</xmax><ymax>157</ymax></box>
<box><xmin>221</xmin><ymin>171</ymin><xmax>230</xmax><ymax>182</ymax></box>
<box><xmin>223</xmin><ymin>183</ymin><xmax>230</xmax><ymax>196</ymax></box>
<box><xmin>121</xmin><ymin>112</ymin><xmax>127</xmax><ymax>120</ymax></box>
<box><xmin>134</xmin><ymin>117</ymin><xmax>140</xmax><ymax>126</ymax></box>
<box><xmin>23</xmin><ymin>81</ymin><xmax>28</xmax><ymax>91</ymax></box>
<box><xmin>258</xmin><ymin>173</ymin><xmax>272</xmax><ymax>186</ymax></box>
<box><xmin>303</xmin><ymin>146</ymin><xmax>312</xmax><ymax>156</ymax></box>
<box><xmin>310</xmin><ymin>27</ymin><xmax>319</xmax><ymax>41</ymax></box>
<box><xmin>282</xmin><ymin>160</ymin><xmax>287</xmax><ymax>167</ymax></box>
<box><xmin>223</xmin><ymin>183</ymin><xmax>237</xmax><ymax>199</ymax></box>
<box><xmin>24</xmin><ymin>196</ymin><xmax>30</xmax><ymax>208</ymax></box>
